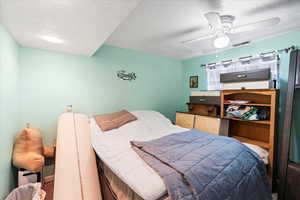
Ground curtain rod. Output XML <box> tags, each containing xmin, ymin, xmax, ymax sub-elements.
<box><xmin>200</xmin><ymin>45</ymin><xmax>297</xmax><ymax>68</ymax></box>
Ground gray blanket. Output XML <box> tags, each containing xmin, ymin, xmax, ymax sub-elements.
<box><xmin>131</xmin><ymin>129</ymin><xmax>271</xmax><ymax>200</ymax></box>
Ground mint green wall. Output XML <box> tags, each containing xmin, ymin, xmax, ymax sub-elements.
<box><xmin>0</xmin><ymin>26</ymin><xmax>20</xmax><ymax>199</ymax></box>
<box><xmin>182</xmin><ymin>31</ymin><xmax>300</xmax><ymax>163</ymax></box>
<box><xmin>19</xmin><ymin>45</ymin><xmax>184</xmax><ymax>145</ymax></box>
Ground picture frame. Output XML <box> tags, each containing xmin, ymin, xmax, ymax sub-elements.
<box><xmin>189</xmin><ymin>76</ymin><xmax>198</xmax><ymax>88</ymax></box>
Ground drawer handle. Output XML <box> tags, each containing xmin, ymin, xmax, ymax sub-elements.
<box><xmin>237</xmin><ymin>74</ymin><xmax>247</xmax><ymax>78</ymax></box>
<box><xmin>199</xmin><ymin>99</ymin><xmax>206</xmax><ymax>102</ymax></box>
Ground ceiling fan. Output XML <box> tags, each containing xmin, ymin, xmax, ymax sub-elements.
<box><xmin>182</xmin><ymin>12</ymin><xmax>280</xmax><ymax>49</ymax></box>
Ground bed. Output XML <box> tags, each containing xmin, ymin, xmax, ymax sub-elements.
<box><xmin>54</xmin><ymin>111</ymin><xmax>270</xmax><ymax>200</ymax></box>
<box><xmin>91</xmin><ymin>111</ymin><xmax>187</xmax><ymax>200</ymax></box>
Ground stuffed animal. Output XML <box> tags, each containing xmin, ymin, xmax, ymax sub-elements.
<box><xmin>12</xmin><ymin>128</ymin><xmax>55</xmax><ymax>172</ymax></box>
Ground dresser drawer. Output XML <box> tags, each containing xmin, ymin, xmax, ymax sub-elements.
<box><xmin>189</xmin><ymin>96</ymin><xmax>220</xmax><ymax>105</ymax></box>
<box><xmin>175</xmin><ymin>113</ymin><xmax>194</xmax><ymax>129</ymax></box>
<box><xmin>220</xmin><ymin>68</ymin><xmax>270</xmax><ymax>83</ymax></box>
<box><xmin>220</xmin><ymin>80</ymin><xmax>272</xmax><ymax>90</ymax></box>
<box><xmin>187</xmin><ymin>104</ymin><xmax>218</xmax><ymax>116</ymax></box>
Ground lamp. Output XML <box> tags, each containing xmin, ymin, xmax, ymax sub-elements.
<box><xmin>214</xmin><ymin>34</ymin><xmax>230</xmax><ymax>49</ymax></box>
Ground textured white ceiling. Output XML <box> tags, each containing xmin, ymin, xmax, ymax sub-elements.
<box><xmin>1</xmin><ymin>0</ymin><xmax>141</xmax><ymax>56</ymax></box>
<box><xmin>106</xmin><ymin>0</ymin><xmax>300</xmax><ymax>60</ymax></box>
<box><xmin>2</xmin><ymin>0</ymin><xmax>300</xmax><ymax>59</ymax></box>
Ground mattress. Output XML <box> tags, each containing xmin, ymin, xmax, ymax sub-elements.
<box><xmin>91</xmin><ymin>111</ymin><xmax>187</xmax><ymax>200</ymax></box>
<box><xmin>97</xmin><ymin>158</ymin><xmax>169</xmax><ymax>200</ymax></box>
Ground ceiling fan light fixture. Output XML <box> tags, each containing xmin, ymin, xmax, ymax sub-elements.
<box><xmin>213</xmin><ymin>34</ymin><xmax>230</xmax><ymax>48</ymax></box>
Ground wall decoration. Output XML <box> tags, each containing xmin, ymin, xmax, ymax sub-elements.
<box><xmin>117</xmin><ymin>70</ymin><xmax>137</xmax><ymax>81</ymax></box>
<box><xmin>189</xmin><ymin>76</ymin><xmax>198</xmax><ymax>88</ymax></box>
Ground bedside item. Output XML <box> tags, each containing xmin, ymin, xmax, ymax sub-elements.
<box><xmin>5</xmin><ymin>183</ymin><xmax>46</xmax><ymax>200</ymax></box>
<box><xmin>13</xmin><ymin>127</ymin><xmax>55</xmax><ymax>172</ymax></box>
<box><xmin>226</xmin><ymin>105</ymin><xmax>259</xmax><ymax>121</ymax></box>
<box><xmin>241</xmin><ymin>106</ymin><xmax>259</xmax><ymax>120</ymax></box>
<box><xmin>220</xmin><ymin>68</ymin><xmax>273</xmax><ymax>90</ymax></box>
<box><xmin>65</xmin><ymin>105</ymin><xmax>73</xmax><ymax>112</ymax></box>
<box><xmin>13</xmin><ymin>128</ymin><xmax>45</xmax><ymax>172</ymax></box>
<box><xmin>258</xmin><ymin>107</ymin><xmax>270</xmax><ymax>120</ymax></box>
<box><xmin>18</xmin><ymin>169</ymin><xmax>41</xmax><ymax>186</ymax></box>
<box><xmin>225</xmin><ymin>100</ymin><xmax>251</xmax><ymax>104</ymax></box>
<box><xmin>189</xmin><ymin>76</ymin><xmax>198</xmax><ymax>88</ymax></box>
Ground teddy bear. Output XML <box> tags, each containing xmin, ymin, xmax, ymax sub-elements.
<box><xmin>12</xmin><ymin>128</ymin><xmax>55</xmax><ymax>172</ymax></box>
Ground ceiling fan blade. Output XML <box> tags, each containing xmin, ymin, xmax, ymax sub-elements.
<box><xmin>204</xmin><ymin>12</ymin><xmax>222</xmax><ymax>29</ymax></box>
<box><xmin>181</xmin><ymin>33</ymin><xmax>215</xmax><ymax>44</ymax></box>
<box><xmin>231</xmin><ymin>17</ymin><xmax>280</xmax><ymax>33</ymax></box>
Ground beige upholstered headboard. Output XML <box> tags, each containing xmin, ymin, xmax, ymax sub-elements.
<box><xmin>176</xmin><ymin>113</ymin><xmax>229</xmax><ymax>136</ymax></box>
<box><xmin>194</xmin><ymin>115</ymin><xmax>222</xmax><ymax>135</ymax></box>
<box><xmin>54</xmin><ymin>113</ymin><xmax>102</xmax><ymax>200</ymax></box>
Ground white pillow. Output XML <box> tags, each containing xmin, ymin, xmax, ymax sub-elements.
<box><xmin>131</xmin><ymin>110</ymin><xmax>171</xmax><ymax>124</ymax></box>
<box><xmin>243</xmin><ymin>143</ymin><xmax>269</xmax><ymax>164</ymax></box>
<box><xmin>130</xmin><ymin>110</ymin><xmax>172</xmax><ymax>131</ymax></box>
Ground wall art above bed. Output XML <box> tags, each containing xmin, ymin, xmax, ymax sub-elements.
<box><xmin>117</xmin><ymin>70</ymin><xmax>137</xmax><ymax>81</ymax></box>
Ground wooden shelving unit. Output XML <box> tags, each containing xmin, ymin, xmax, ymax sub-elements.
<box><xmin>221</xmin><ymin>89</ymin><xmax>278</xmax><ymax>190</ymax></box>
<box><xmin>232</xmin><ymin>136</ymin><xmax>270</xmax><ymax>149</ymax></box>
<box><xmin>223</xmin><ymin>117</ymin><xmax>271</xmax><ymax>125</ymax></box>
<box><xmin>223</xmin><ymin>102</ymin><xmax>271</xmax><ymax>107</ymax></box>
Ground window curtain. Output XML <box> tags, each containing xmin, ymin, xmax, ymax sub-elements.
<box><xmin>206</xmin><ymin>56</ymin><xmax>279</xmax><ymax>90</ymax></box>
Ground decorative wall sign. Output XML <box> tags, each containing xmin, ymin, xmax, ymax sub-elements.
<box><xmin>189</xmin><ymin>76</ymin><xmax>198</xmax><ymax>88</ymax></box>
<box><xmin>117</xmin><ymin>70</ymin><xmax>137</xmax><ymax>81</ymax></box>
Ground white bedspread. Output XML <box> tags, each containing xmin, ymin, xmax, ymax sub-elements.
<box><xmin>90</xmin><ymin>111</ymin><xmax>187</xmax><ymax>200</ymax></box>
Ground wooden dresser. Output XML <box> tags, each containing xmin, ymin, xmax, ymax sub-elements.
<box><xmin>187</xmin><ymin>91</ymin><xmax>220</xmax><ymax>117</ymax></box>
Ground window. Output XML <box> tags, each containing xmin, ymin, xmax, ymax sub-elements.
<box><xmin>206</xmin><ymin>56</ymin><xmax>279</xmax><ymax>90</ymax></box>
